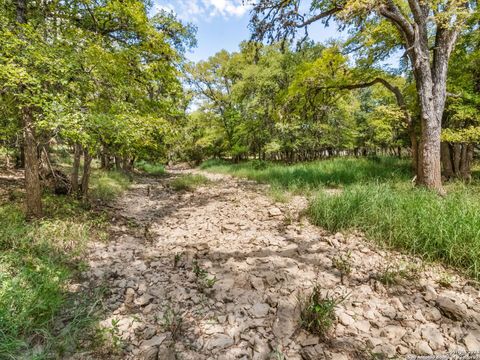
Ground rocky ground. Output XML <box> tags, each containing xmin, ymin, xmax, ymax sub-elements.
<box><xmin>75</xmin><ymin>170</ymin><xmax>480</xmax><ymax>359</ymax></box>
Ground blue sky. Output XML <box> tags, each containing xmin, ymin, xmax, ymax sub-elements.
<box><xmin>152</xmin><ymin>0</ymin><xmax>343</xmax><ymax>62</ymax></box>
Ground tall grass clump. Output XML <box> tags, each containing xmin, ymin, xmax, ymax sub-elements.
<box><xmin>309</xmin><ymin>185</ymin><xmax>480</xmax><ymax>279</ymax></box>
<box><xmin>91</xmin><ymin>170</ymin><xmax>131</xmax><ymax>202</ymax></box>
<box><xmin>136</xmin><ymin>160</ymin><xmax>165</xmax><ymax>176</ymax></box>
<box><xmin>201</xmin><ymin>157</ymin><xmax>411</xmax><ymax>191</ymax></box>
<box><xmin>0</xmin><ymin>197</ymin><xmax>106</xmax><ymax>358</ymax></box>
<box><xmin>169</xmin><ymin>174</ymin><xmax>210</xmax><ymax>191</ymax></box>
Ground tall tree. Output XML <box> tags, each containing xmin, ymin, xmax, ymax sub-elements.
<box><xmin>248</xmin><ymin>0</ymin><xmax>477</xmax><ymax>192</ymax></box>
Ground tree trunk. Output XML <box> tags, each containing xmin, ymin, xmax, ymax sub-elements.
<box><xmin>81</xmin><ymin>150</ymin><xmax>92</xmax><ymax>201</ymax></box>
<box><xmin>114</xmin><ymin>155</ymin><xmax>122</xmax><ymax>171</ymax></box>
<box><xmin>440</xmin><ymin>142</ymin><xmax>454</xmax><ymax>179</ymax></box>
<box><xmin>71</xmin><ymin>143</ymin><xmax>81</xmax><ymax>196</ymax></box>
<box><xmin>23</xmin><ymin>107</ymin><xmax>43</xmax><ymax>218</ymax></box>
<box><xmin>459</xmin><ymin>143</ymin><xmax>474</xmax><ymax>181</ymax></box>
<box><xmin>122</xmin><ymin>157</ymin><xmax>130</xmax><ymax>173</ymax></box>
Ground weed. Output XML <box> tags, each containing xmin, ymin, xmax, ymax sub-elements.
<box><xmin>299</xmin><ymin>286</ymin><xmax>346</xmax><ymax>339</ymax></box>
<box><xmin>90</xmin><ymin>171</ymin><xmax>131</xmax><ymax>202</ymax></box>
<box><xmin>268</xmin><ymin>186</ymin><xmax>290</xmax><ymax>203</ymax></box>
<box><xmin>162</xmin><ymin>307</ymin><xmax>184</xmax><ymax>340</ymax></box>
<box><xmin>169</xmin><ymin>174</ymin><xmax>210</xmax><ymax>192</ymax></box>
<box><xmin>438</xmin><ymin>273</ymin><xmax>454</xmax><ymax>288</ymax></box>
<box><xmin>332</xmin><ymin>251</ymin><xmax>353</xmax><ymax>284</ymax></box>
<box><xmin>192</xmin><ymin>261</ymin><xmax>217</xmax><ymax>292</ymax></box>
<box><xmin>377</xmin><ymin>261</ymin><xmax>421</xmax><ymax>287</ymax></box>
<box><xmin>269</xmin><ymin>347</ymin><xmax>287</xmax><ymax>360</ymax></box>
<box><xmin>201</xmin><ymin>276</ymin><xmax>218</xmax><ymax>289</ymax></box>
<box><xmin>192</xmin><ymin>260</ymin><xmax>208</xmax><ymax>278</ymax></box>
<box><xmin>174</xmin><ymin>253</ymin><xmax>182</xmax><ymax>268</ymax></box>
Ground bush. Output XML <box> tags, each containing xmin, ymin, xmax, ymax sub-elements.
<box><xmin>309</xmin><ymin>184</ymin><xmax>480</xmax><ymax>279</ymax></box>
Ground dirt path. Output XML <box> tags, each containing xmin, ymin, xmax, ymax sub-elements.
<box><xmin>77</xmin><ymin>170</ymin><xmax>480</xmax><ymax>359</ymax></box>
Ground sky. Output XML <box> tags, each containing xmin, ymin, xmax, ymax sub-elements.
<box><xmin>152</xmin><ymin>0</ymin><xmax>343</xmax><ymax>63</ymax></box>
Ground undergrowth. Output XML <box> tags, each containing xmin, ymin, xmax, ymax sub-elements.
<box><xmin>299</xmin><ymin>286</ymin><xmax>346</xmax><ymax>339</ymax></box>
<box><xmin>90</xmin><ymin>170</ymin><xmax>131</xmax><ymax>202</ymax></box>
<box><xmin>169</xmin><ymin>174</ymin><xmax>210</xmax><ymax>191</ymax></box>
<box><xmin>0</xmin><ymin>194</ymin><xmax>109</xmax><ymax>359</ymax></box>
<box><xmin>200</xmin><ymin>157</ymin><xmax>411</xmax><ymax>191</ymax></box>
<box><xmin>136</xmin><ymin>161</ymin><xmax>165</xmax><ymax>176</ymax></box>
<box><xmin>309</xmin><ymin>184</ymin><xmax>480</xmax><ymax>279</ymax></box>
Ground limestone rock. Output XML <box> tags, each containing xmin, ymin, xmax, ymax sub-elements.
<box><xmin>207</xmin><ymin>334</ymin><xmax>234</xmax><ymax>350</ymax></box>
<box><xmin>463</xmin><ymin>333</ymin><xmax>480</xmax><ymax>351</ymax></box>
<box><xmin>139</xmin><ymin>346</ymin><xmax>158</xmax><ymax>360</ymax></box>
<box><xmin>250</xmin><ymin>303</ymin><xmax>270</xmax><ymax>318</ymax></box>
<box><xmin>416</xmin><ymin>341</ymin><xmax>433</xmax><ymax>356</ymax></box>
<box><xmin>268</xmin><ymin>207</ymin><xmax>282</xmax><ymax>216</ymax></box>
<box><xmin>436</xmin><ymin>296</ymin><xmax>468</xmax><ymax>320</ymax></box>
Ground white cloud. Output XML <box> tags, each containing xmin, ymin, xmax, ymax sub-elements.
<box><xmin>153</xmin><ymin>0</ymin><xmax>249</xmax><ymax>22</ymax></box>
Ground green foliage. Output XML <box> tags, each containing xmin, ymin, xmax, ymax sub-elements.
<box><xmin>309</xmin><ymin>184</ymin><xmax>480</xmax><ymax>279</ymax></box>
<box><xmin>90</xmin><ymin>171</ymin><xmax>131</xmax><ymax>202</ymax></box>
<box><xmin>0</xmin><ymin>198</ymin><xmax>107</xmax><ymax>358</ymax></box>
<box><xmin>169</xmin><ymin>174</ymin><xmax>210</xmax><ymax>191</ymax></box>
<box><xmin>135</xmin><ymin>161</ymin><xmax>166</xmax><ymax>176</ymax></box>
<box><xmin>186</xmin><ymin>42</ymin><xmax>413</xmax><ymax>163</ymax></box>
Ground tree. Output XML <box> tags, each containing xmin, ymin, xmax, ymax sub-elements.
<box><xmin>441</xmin><ymin>10</ymin><xmax>480</xmax><ymax>181</ymax></box>
<box><xmin>0</xmin><ymin>0</ymin><xmax>195</xmax><ymax>214</ymax></box>
<box><xmin>249</xmin><ymin>0</ymin><xmax>477</xmax><ymax>192</ymax></box>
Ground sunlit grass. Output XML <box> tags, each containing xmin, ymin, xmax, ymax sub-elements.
<box><xmin>169</xmin><ymin>174</ymin><xmax>210</xmax><ymax>191</ymax></box>
<box><xmin>309</xmin><ymin>184</ymin><xmax>480</xmax><ymax>279</ymax></box>
<box><xmin>202</xmin><ymin>157</ymin><xmax>480</xmax><ymax>279</ymax></box>
<box><xmin>135</xmin><ymin>161</ymin><xmax>165</xmax><ymax>176</ymax></box>
<box><xmin>90</xmin><ymin>170</ymin><xmax>131</xmax><ymax>202</ymax></box>
<box><xmin>200</xmin><ymin>157</ymin><xmax>411</xmax><ymax>191</ymax></box>
<box><xmin>0</xmin><ymin>195</ymin><xmax>108</xmax><ymax>359</ymax></box>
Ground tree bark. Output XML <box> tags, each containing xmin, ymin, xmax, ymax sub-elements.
<box><xmin>71</xmin><ymin>143</ymin><xmax>81</xmax><ymax>196</ymax></box>
<box><xmin>81</xmin><ymin>150</ymin><xmax>92</xmax><ymax>201</ymax></box>
<box><xmin>441</xmin><ymin>142</ymin><xmax>454</xmax><ymax>179</ymax></box>
<box><xmin>114</xmin><ymin>155</ymin><xmax>122</xmax><ymax>171</ymax></box>
<box><xmin>22</xmin><ymin>107</ymin><xmax>43</xmax><ymax>218</ymax></box>
<box><xmin>460</xmin><ymin>143</ymin><xmax>474</xmax><ymax>181</ymax></box>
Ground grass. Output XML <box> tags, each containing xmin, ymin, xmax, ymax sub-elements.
<box><xmin>309</xmin><ymin>183</ymin><xmax>480</xmax><ymax>279</ymax></box>
<box><xmin>90</xmin><ymin>170</ymin><xmax>131</xmax><ymax>202</ymax></box>
<box><xmin>202</xmin><ymin>157</ymin><xmax>480</xmax><ymax>280</ymax></box>
<box><xmin>0</xmin><ymin>195</ymin><xmax>109</xmax><ymax>359</ymax></box>
<box><xmin>0</xmin><ymin>163</ymin><xmax>130</xmax><ymax>358</ymax></box>
<box><xmin>200</xmin><ymin>157</ymin><xmax>411</xmax><ymax>192</ymax></box>
<box><xmin>299</xmin><ymin>286</ymin><xmax>346</xmax><ymax>338</ymax></box>
<box><xmin>135</xmin><ymin>160</ymin><xmax>165</xmax><ymax>176</ymax></box>
<box><xmin>169</xmin><ymin>174</ymin><xmax>210</xmax><ymax>191</ymax></box>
